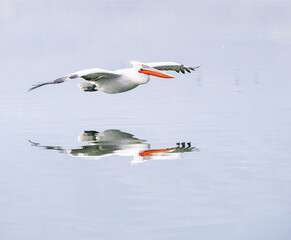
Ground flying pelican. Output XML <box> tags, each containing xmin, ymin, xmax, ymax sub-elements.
<box><xmin>29</xmin><ymin>61</ymin><xmax>199</xmax><ymax>94</ymax></box>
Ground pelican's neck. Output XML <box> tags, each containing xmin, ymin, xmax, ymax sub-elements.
<box><xmin>125</xmin><ymin>67</ymin><xmax>150</xmax><ymax>85</ymax></box>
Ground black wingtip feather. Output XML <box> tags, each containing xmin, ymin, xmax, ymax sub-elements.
<box><xmin>189</xmin><ymin>66</ymin><xmax>200</xmax><ymax>71</ymax></box>
<box><xmin>28</xmin><ymin>82</ymin><xmax>51</xmax><ymax>92</ymax></box>
<box><xmin>28</xmin><ymin>76</ymin><xmax>68</xmax><ymax>92</ymax></box>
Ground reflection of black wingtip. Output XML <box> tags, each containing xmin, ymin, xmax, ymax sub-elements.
<box><xmin>28</xmin><ymin>139</ymin><xmax>39</xmax><ymax>146</ymax></box>
<box><xmin>192</xmin><ymin>147</ymin><xmax>200</xmax><ymax>152</ymax></box>
<box><xmin>174</xmin><ymin>142</ymin><xmax>199</xmax><ymax>153</ymax></box>
<box><xmin>28</xmin><ymin>86</ymin><xmax>35</xmax><ymax>92</ymax></box>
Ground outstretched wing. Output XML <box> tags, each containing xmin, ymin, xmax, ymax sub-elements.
<box><xmin>28</xmin><ymin>68</ymin><xmax>120</xmax><ymax>91</ymax></box>
<box><xmin>75</xmin><ymin>68</ymin><xmax>121</xmax><ymax>81</ymax></box>
<box><xmin>145</xmin><ymin>62</ymin><xmax>200</xmax><ymax>74</ymax></box>
<box><xmin>28</xmin><ymin>75</ymin><xmax>74</xmax><ymax>91</ymax></box>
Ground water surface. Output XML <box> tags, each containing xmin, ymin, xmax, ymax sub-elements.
<box><xmin>0</xmin><ymin>0</ymin><xmax>291</xmax><ymax>239</ymax></box>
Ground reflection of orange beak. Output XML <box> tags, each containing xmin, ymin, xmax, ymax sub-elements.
<box><xmin>138</xmin><ymin>67</ymin><xmax>175</xmax><ymax>78</ymax></box>
<box><xmin>139</xmin><ymin>148</ymin><xmax>176</xmax><ymax>156</ymax></box>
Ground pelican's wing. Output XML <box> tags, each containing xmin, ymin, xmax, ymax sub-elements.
<box><xmin>76</xmin><ymin>68</ymin><xmax>121</xmax><ymax>81</ymax></box>
<box><xmin>28</xmin><ymin>68</ymin><xmax>120</xmax><ymax>91</ymax></box>
<box><xmin>145</xmin><ymin>62</ymin><xmax>200</xmax><ymax>74</ymax></box>
<box><xmin>28</xmin><ymin>75</ymin><xmax>75</xmax><ymax>91</ymax></box>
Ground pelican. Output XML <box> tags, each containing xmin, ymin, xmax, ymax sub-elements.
<box><xmin>29</xmin><ymin>61</ymin><xmax>199</xmax><ymax>94</ymax></box>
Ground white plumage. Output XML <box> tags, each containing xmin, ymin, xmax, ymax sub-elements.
<box><xmin>29</xmin><ymin>60</ymin><xmax>199</xmax><ymax>94</ymax></box>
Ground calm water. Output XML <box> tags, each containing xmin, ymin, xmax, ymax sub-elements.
<box><xmin>1</xmin><ymin>1</ymin><xmax>291</xmax><ymax>239</ymax></box>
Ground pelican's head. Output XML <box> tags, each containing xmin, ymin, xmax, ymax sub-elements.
<box><xmin>131</xmin><ymin>60</ymin><xmax>175</xmax><ymax>79</ymax></box>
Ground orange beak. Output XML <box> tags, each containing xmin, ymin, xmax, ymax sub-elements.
<box><xmin>138</xmin><ymin>67</ymin><xmax>175</xmax><ymax>78</ymax></box>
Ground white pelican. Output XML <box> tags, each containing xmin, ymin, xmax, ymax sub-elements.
<box><xmin>29</xmin><ymin>61</ymin><xmax>199</xmax><ymax>93</ymax></box>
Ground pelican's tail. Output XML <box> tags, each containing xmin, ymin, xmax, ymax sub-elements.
<box><xmin>78</xmin><ymin>82</ymin><xmax>98</xmax><ymax>92</ymax></box>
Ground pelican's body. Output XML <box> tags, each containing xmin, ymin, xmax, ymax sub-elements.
<box><xmin>77</xmin><ymin>67</ymin><xmax>150</xmax><ymax>94</ymax></box>
<box><xmin>29</xmin><ymin>61</ymin><xmax>199</xmax><ymax>94</ymax></box>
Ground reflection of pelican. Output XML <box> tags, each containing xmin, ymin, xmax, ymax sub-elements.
<box><xmin>29</xmin><ymin>129</ymin><xmax>198</xmax><ymax>164</ymax></box>
<box><xmin>29</xmin><ymin>61</ymin><xmax>199</xmax><ymax>94</ymax></box>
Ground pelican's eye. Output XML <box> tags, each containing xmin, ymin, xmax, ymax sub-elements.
<box><xmin>141</xmin><ymin>64</ymin><xmax>144</xmax><ymax>67</ymax></box>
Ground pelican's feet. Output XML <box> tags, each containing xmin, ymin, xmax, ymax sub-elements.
<box><xmin>78</xmin><ymin>82</ymin><xmax>98</xmax><ymax>92</ymax></box>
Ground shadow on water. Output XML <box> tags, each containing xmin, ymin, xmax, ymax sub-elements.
<box><xmin>29</xmin><ymin>129</ymin><xmax>198</xmax><ymax>165</ymax></box>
